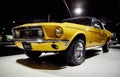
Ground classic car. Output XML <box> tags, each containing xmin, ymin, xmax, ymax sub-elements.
<box><xmin>12</xmin><ymin>16</ymin><xmax>112</xmax><ymax>65</ymax></box>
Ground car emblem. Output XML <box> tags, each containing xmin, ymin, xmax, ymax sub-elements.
<box><xmin>25</xmin><ymin>31</ymin><xmax>32</xmax><ymax>36</ymax></box>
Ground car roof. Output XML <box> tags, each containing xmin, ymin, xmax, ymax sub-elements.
<box><xmin>62</xmin><ymin>16</ymin><xmax>93</xmax><ymax>22</ymax></box>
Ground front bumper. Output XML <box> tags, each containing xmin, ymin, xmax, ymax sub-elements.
<box><xmin>14</xmin><ymin>39</ymin><xmax>69</xmax><ymax>51</ymax></box>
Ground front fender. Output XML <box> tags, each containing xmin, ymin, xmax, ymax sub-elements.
<box><xmin>61</xmin><ymin>26</ymin><xmax>86</xmax><ymax>47</ymax></box>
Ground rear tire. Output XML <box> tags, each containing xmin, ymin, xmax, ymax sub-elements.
<box><xmin>65</xmin><ymin>39</ymin><xmax>86</xmax><ymax>66</ymax></box>
<box><xmin>24</xmin><ymin>50</ymin><xmax>42</xmax><ymax>59</ymax></box>
<box><xmin>102</xmin><ymin>40</ymin><xmax>110</xmax><ymax>53</ymax></box>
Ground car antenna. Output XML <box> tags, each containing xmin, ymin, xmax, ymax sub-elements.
<box><xmin>48</xmin><ymin>14</ymin><xmax>50</xmax><ymax>22</ymax></box>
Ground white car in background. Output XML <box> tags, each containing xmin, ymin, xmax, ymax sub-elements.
<box><xmin>0</xmin><ymin>35</ymin><xmax>2</xmax><ymax>41</ymax></box>
<box><xmin>0</xmin><ymin>26</ymin><xmax>14</xmax><ymax>46</ymax></box>
<box><xmin>0</xmin><ymin>35</ymin><xmax>14</xmax><ymax>46</ymax></box>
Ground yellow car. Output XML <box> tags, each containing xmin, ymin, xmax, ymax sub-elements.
<box><xmin>12</xmin><ymin>16</ymin><xmax>112</xmax><ymax>65</ymax></box>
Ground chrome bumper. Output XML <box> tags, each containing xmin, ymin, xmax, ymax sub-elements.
<box><xmin>14</xmin><ymin>38</ymin><xmax>70</xmax><ymax>51</ymax></box>
<box><xmin>13</xmin><ymin>38</ymin><xmax>69</xmax><ymax>43</ymax></box>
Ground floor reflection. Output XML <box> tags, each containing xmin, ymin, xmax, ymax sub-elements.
<box><xmin>17</xmin><ymin>54</ymin><xmax>67</xmax><ymax>70</ymax></box>
<box><xmin>16</xmin><ymin>49</ymin><xmax>102</xmax><ymax>70</ymax></box>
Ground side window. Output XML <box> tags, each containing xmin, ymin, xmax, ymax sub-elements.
<box><xmin>91</xmin><ymin>19</ymin><xmax>103</xmax><ymax>29</ymax></box>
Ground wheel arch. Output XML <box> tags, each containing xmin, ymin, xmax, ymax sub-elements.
<box><xmin>71</xmin><ymin>33</ymin><xmax>86</xmax><ymax>45</ymax></box>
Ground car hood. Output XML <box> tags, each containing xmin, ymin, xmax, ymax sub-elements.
<box><xmin>13</xmin><ymin>22</ymin><xmax>62</xmax><ymax>29</ymax></box>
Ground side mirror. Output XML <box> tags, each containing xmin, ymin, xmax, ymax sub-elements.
<box><xmin>94</xmin><ymin>24</ymin><xmax>100</xmax><ymax>29</ymax></box>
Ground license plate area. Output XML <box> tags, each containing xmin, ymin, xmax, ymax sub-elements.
<box><xmin>22</xmin><ymin>42</ymin><xmax>32</xmax><ymax>50</ymax></box>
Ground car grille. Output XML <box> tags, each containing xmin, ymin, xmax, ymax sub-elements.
<box><xmin>12</xmin><ymin>26</ymin><xmax>44</xmax><ymax>39</ymax></box>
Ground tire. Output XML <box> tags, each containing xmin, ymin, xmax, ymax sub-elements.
<box><xmin>65</xmin><ymin>39</ymin><xmax>86</xmax><ymax>66</ymax></box>
<box><xmin>102</xmin><ymin>40</ymin><xmax>110</xmax><ymax>53</ymax></box>
<box><xmin>24</xmin><ymin>50</ymin><xmax>42</xmax><ymax>59</ymax></box>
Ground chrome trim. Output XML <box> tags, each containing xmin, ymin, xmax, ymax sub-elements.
<box><xmin>86</xmin><ymin>45</ymin><xmax>103</xmax><ymax>50</ymax></box>
<box><xmin>13</xmin><ymin>38</ymin><xmax>69</xmax><ymax>43</ymax></box>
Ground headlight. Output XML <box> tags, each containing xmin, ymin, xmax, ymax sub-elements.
<box><xmin>38</xmin><ymin>28</ymin><xmax>43</xmax><ymax>36</ymax></box>
<box><xmin>55</xmin><ymin>27</ymin><xmax>63</xmax><ymax>38</ymax></box>
<box><xmin>15</xmin><ymin>30</ymin><xmax>20</xmax><ymax>38</ymax></box>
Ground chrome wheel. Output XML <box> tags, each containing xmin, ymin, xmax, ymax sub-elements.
<box><xmin>74</xmin><ymin>42</ymin><xmax>84</xmax><ymax>62</ymax></box>
<box><xmin>65</xmin><ymin>39</ymin><xmax>85</xmax><ymax>66</ymax></box>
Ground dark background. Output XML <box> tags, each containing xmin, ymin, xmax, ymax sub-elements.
<box><xmin>0</xmin><ymin>0</ymin><xmax>120</xmax><ymax>34</ymax></box>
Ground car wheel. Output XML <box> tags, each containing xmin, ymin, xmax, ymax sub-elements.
<box><xmin>24</xmin><ymin>50</ymin><xmax>42</xmax><ymax>59</ymax></box>
<box><xmin>65</xmin><ymin>39</ymin><xmax>86</xmax><ymax>66</ymax></box>
<box><xmin>102</xmin><ymin>40</ymin><xmax>110</xmax><ymax>53</ymax></box>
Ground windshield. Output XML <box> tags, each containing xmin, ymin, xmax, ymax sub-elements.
<box><xmin>62</xmin><ymin>17</ymin><xmax>92</xmax><ymax>26</ymax></box>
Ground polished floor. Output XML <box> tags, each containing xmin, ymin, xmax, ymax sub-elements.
<box><xmin>0</xmin><ymin>45</ymin><xmax>120</xmax><ymax>77</ymax></box>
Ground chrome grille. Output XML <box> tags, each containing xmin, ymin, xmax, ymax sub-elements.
<box><xmin>13</xmin><ymin>26</ymin><xmax>44</xmax><ymax>39</ymax></box>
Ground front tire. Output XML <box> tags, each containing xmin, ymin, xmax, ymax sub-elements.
<box><xmin>65</xmin><ymin>39</ymin><xmax>86</xmax><ymax>66</ymax></box>
<box><xmin>24</xmin><ymin>50</ymin><xmax>42</xmax><ymax>59</ymax></box>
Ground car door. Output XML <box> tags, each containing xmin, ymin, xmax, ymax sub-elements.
<box><xmin>91</xmin><ymin>18</ymin><xmax>106</xmax><ymax>46</ymax></box>
<box><xmin>74</xmin><ymin>17</ymin><xmax>95</xmax><ymax>47</ymax></box>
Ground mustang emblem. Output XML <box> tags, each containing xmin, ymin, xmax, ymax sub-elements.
<box><xmin>25</xmin><ymin>30</ymin><xmax>32</xmax><ymax>36</ymax></box>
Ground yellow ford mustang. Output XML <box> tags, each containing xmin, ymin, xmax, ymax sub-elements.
<box><xmin>12</xmin><ymin>16</ymin><xmax>112</xmax><ymax>65</ymax></box>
